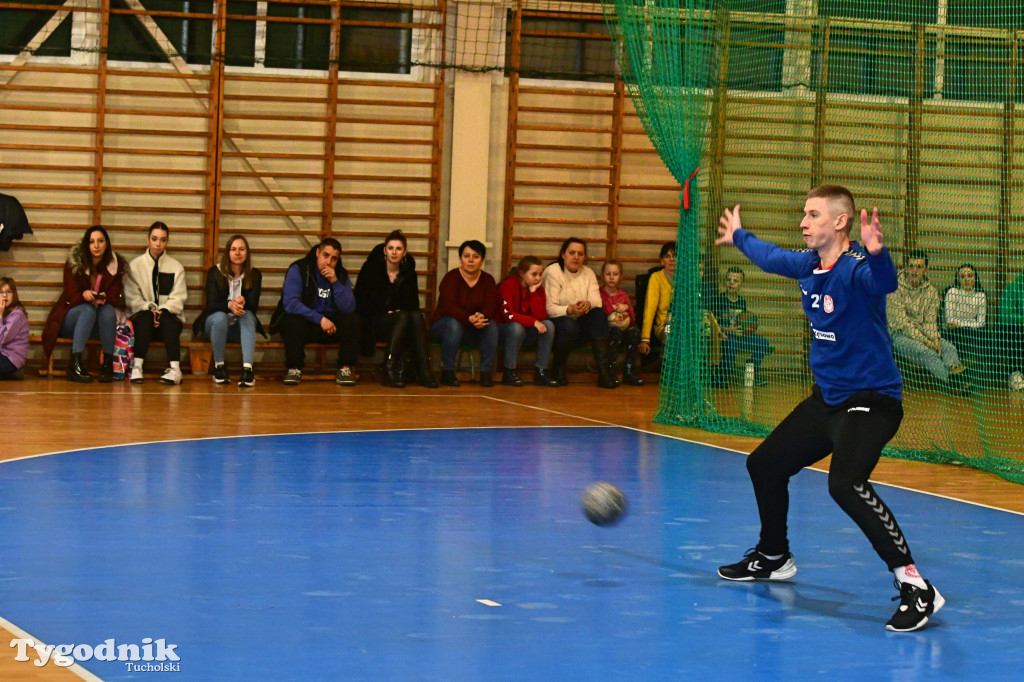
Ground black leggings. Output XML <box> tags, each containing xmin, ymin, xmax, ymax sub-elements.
<box><xmin>132</xmin><ymin>309</ymin><xmax>183</xmax><ymax>361</ymax></box>
<box><xmin>747</xmin><ymin>386</ymin><xmax>913</xmax><ymax>571</ymax></box>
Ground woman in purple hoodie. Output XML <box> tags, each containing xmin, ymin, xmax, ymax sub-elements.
<box><xmin>0</xmin><ymin>277</ymin><xmax>30</xmax><ymax>380</ymax></box>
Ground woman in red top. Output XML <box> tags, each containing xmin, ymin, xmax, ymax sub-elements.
<box><xmin>496</xmin><ymin>256</ymin><xmax>559</xmax><ymax>387</ymax></box>
<box><xmin>430</xmin><ymin>240</ymin><xmax>499</xmax><ymax>386</ymax></box>
<box><xmin>42</xmin><ymin>225</ymin><xmax>127</xmax><ymax>383</ymax></box>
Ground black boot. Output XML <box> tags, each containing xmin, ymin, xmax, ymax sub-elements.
<box><xmin>622</xmin><ymin>337</ymin><xmax>644</xmax><ymax>386</ymax></box>
<box><xmin>381</xmin><ymin>313</ymin><xmax>407</xmax><ymax>388</ymax></box>
<box><xmin>381</xmin><ymin>355</ymin><xmax>405</xmax><ymax>388</ymax></box>
<box><xmin>551</xmin><ymin>346</ymin><xmax>571</xmax><ymax>386</ymax></box>
<box><xmin>98</xmin><ymin>354</ymin><xmax>115</xmax><ymax>383</ymax></box>
<box><xmin>502</xmin><ymin>368</ymin><xmax>523</xmax><ymax>386</ymax></box>
<box><xmin>440</xmin><ymin>370</ymin><xmax>460</xmax><ymax>387</ymax></box>
<box><xmin>408</xmin><ymin>313</ymin><xmax>438</xmax><ymax>388</ymax></box>
<box><xmin>66</xmin><ymin>352</ymin><xmax>93</xmax><ymax>383</ymax></box>
<box><xmin>593</xmin><ymin>338</ymin><xmax>619</xmax><ymax>389</ymax></box>
<box><xmin>534</xmin><ymin>368</ymin><xmax>559</xmax><ymax>387</ymax></box>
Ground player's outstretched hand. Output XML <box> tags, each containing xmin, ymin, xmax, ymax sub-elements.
<box><xmin>860</xmin><ymin>207</ymin><xmax>883</xmax><ymax>255</ymax></box>
<box><xmin>716</xmin><ymin>204</ymin><xmax>742</xmax><ymax>246</ymax></box>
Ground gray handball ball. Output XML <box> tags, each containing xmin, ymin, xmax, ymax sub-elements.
<box><xmin>581</xmin><ymin>482</ymin><xmax>628</xmax><ymax>526</ymax></box>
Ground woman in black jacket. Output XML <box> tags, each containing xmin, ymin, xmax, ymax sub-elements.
<box><xmin>192</xmin><ymin>235</ymin><xmax>267</xmax><ymax>387</ymax></box>
<box><xmin>354</xmin><ymin>230</ymin><xmax>437</xmax><ymax>388</ymax></box>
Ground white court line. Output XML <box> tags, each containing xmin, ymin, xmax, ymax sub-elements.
<box><xmin>0</xmin><ymin>615</ymin><xmax>103</xmax><ymax>681</ymax></box>
<box><xmin>3</xmin><ymin>391</ymin><xmax>1022</xmax><ymax>520</ymax></box>
<box><xmin>477</xmin><ymin>395</ymin><xmax>1024</xmax><ymax>518</ymax></box>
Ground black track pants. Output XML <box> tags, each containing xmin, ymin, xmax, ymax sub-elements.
<box><xmin>746</xmin><ymin>385</ymin><xmax>913</xmax><ymax>571</ymax></box>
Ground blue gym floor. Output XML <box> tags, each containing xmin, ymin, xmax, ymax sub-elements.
<box><xmin>0</xmin><ymin>426</ymin><xmax>1021</xmax><ymax>680</ymax></box>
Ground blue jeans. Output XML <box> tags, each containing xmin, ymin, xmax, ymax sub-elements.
<box><xmin>60</xmin><ymin>303</ymin><xmax>117</xmax><ymax>354</ymax></box>
<box><xmin>204</xmin><ymin>311</ymin><xmax>257</xmax><ymax>365</ymax></box>
<box><xmin>892</xmin><ymin>333</ymin><xmax>961</xmax><ymax>382</ymax></box>
<box><xmin>721</xmin><ymin>332</ymin><xmax>771</xmax><ymax>371</ymax></box>
<box><xmin>430</xmin><ymin>316</ymin><xmax>498</xmax><ymax>372</ymax></box>
<box><xmin>498</xmin><ymin>320</ymin><xmax>554</xmax><ymax>370</ymax></box>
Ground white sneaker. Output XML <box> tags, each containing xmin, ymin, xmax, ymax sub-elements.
<box><xmin>159</xmin><ymin>367</ymin><xmax>183</xmax><ymax>385</ymax></box>
<box><xmin>130</xmin><ymin>366</ymin><xmax>144</xmax><ymax>384</ymax></box>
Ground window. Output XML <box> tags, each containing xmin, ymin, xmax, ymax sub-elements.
<box><xmin>265</xmin><ymin>2</ymin><xmax>332</xmax><ymax>70</ymax></box>
<box><xmin>813</xmin><ymin>27</ymin><xmax>934</xmax><ymax>98</ymax></box>
<box><xmin>725</xmin><ymin>22</ymin><xmax>785</xmax><ymax>92</ymax></box>
<box><xmin>222</xmin><ymin>3</ymin><xmax>412</xmax><ymax>73</ymax></box>
<box><xmin>336</xmin><ymin>7</ymin><xmax>413</xmax><ymax>74</ymax></box>
<box><xmin>511</xmin><ymin>15</ymin><xmax>617</xmax><ymax>82</ymax></box>
<box><xmin>224</xmin><ymin>1</ymin><xmax>257</xmax><ymax>68</ymax></box>
<box><xmin>107</xmin><ymin>0</ymin><xmax>214</xmax><ymax>64</ymax></box>
<box><xmin>0</xmin><ymin>0</ymin><xmax>71</xmax><ymax>57</ymax></box>
<box><xmin>943</xmin><ymin>36</ymin><xmax>1021</xmax><ymax>103</ymax></box>
<box><xmin>947</xmin><ymin>1</ymin><xmax>1024</xmax><ymax>30</ymax></box>
<box><xmin>818</xmin><ymin>0</ymin><xmax>938</xmax><ymax>25</ymax></box>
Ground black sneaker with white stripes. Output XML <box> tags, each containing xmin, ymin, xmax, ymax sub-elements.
<box><xmin>886</xmin><ymin>579</ymin><xmax>945</xmax><ymax>632</ymax></box>
<box><xmin>718</xmin><ymin>548</ymin><xmax>797</xmax><ymax>581</ymax></box>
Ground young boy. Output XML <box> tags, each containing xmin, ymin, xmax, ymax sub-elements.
<box><xmin>713</xmin><ymin>184</ymin><xmax>944</xmax><ymax>632</ymax></box>
<box><xmin>707</xmin><ymin>266</ymin><xmax>772</xmax><ymax>385</ymax></box>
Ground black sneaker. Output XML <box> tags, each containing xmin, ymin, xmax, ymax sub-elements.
<box><xmin>886</xmin><ymin>579</ymin><xmax>945</xmax><ymax>632</ymax></box>
<box><xmin>718</xmin><ymin>548</ymin><xmax>797</xmax><ymax>581</ymax></box>
<box><xmin>213</xmin><ymin>364</ymin><xmax>229</xmax><ymax>385</ymax></box>
<box><xmin>238</xmin><ymin>367</ymin><xmax>255</xmax><ymax>388</ymax></box>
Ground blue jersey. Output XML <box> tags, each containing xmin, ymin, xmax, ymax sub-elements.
<box><xmin>733</xmin><ymin>228</ymin><xmax>902</xmax><ymax>405</ymax></box>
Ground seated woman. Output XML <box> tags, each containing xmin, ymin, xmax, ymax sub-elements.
<box><xmin>496</xmin><ymin>255</ymin><xmax>559</xmax><ymax>387</ymax></box>
<box><xmin>124</xmin><ymin>221</ymin><xmax>188</xmax><ymax>385</ymax></box>
<box><xmin>42</xmin><ymin>225</ymin><xmax>128</xmax><ymax>383</ymax></box>
<box><xmin>192</xmin><ymin>235</ymin><xmax>267</xmax><ymax>388</ymax></box>
<box><xmin>599</xmin><ymin>259</ymin><xmax>643</xmax><ymax>386</ymax></box>
<box><xmin>942</xmin><ymin>263</ymin><xmax>987</xmax><ymax>367</ymax></box>
<box><xmin>430</xmin><ymin>240</ymin><xmax>499</xmax><ymax>387</ymax></box>
<box><xmin>0</xmin><ymin>277</ymin><xmax>30</xmax><ymax>380</ymax></box>
<box><xmin>638</xmin><ymin>242</ymin><xmax>675</xmax><ymax>361</ymax></box>
<box><xmin>542</xmin><ymin>237</ymin><xmax>618</xmax><ymax>389</ymax></box>
<box><xmin>354</xmin><ymin>230</ymin><xmax>438</xmax><ymax>389</ymax></box>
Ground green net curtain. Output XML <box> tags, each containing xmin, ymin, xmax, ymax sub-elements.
<box><xmin>603</xmin><ymin>0</ymin><xmax>724</xmax><ymax>423</ymax></box>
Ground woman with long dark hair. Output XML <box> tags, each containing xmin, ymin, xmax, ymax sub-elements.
<box><xmin>124</xmin><ymin>221</ymin><xmax>189</xmax><ymax>385</ymax></box>
<box><xmin>42</xmin><ymin>225</ymin><xmax>128</xmax><ymax>383</ymax></box>
<box><xmin>354</xmin><ymin>230</ymin><xmax>437</xmax><ymax>388</ymax></box>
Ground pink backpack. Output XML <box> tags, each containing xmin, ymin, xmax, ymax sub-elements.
<box><xmin>112</xmin><ymin>320</ymin><xmax>135</xmax><ymax>380</ymax></box>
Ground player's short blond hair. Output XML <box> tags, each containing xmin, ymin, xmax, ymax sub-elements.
<box><xmin>807</xmin><ymin>184</ymin><xmax>856</xmax><ymax>233</ymax></box>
